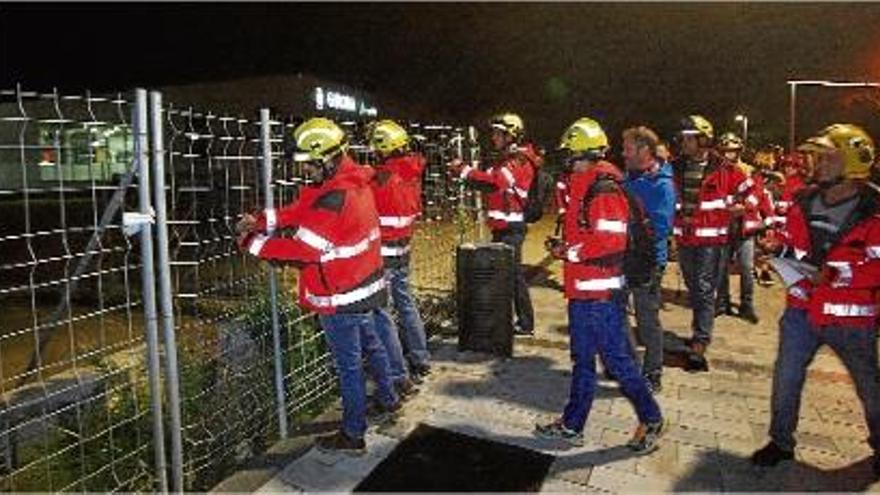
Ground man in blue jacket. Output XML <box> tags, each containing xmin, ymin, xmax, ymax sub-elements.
<box><xmin>621</xmin><ymin>126</ymin><xmax>676</xmax><ymax>392</ymax></box>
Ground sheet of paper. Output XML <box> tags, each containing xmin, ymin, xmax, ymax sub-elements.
<box><xmin>770</xmin><ymin>258</ymin><xmax>818</xmax><ymax>287</ymax></box>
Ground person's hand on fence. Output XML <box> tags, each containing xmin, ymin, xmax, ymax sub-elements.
<box><xmin>545</xmin><ymin>237</ymin><xmax>567</xmax><ymax>260</ymax></box>
<box><xmin>236</xmin><ymin>213</ymin><xmax>257</xmax><ymax>234</ymax></box>
<box><xmin>448</xmin><ymin>158</ymin><xmax>465</xmax><ymax>177</ymax></box>
<box><xmin>236</xmin><ymin>231</ymin><xmax>256</xmax><ymax>253</ymax></box>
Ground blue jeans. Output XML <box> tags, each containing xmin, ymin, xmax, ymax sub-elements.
<box><xmin>678</xmin><ymin>245</ymin><xmax>723</xmax><ymax>344</ymax></box>
<box><xmin>563</xmin><ymin>299</ymin><xmax>662</xmax><ymax>433</ymax></box>
<box><xmin>386</xmin><ymin>265</ymin><xmax>430</xmax><ymax>367</ymax></box>
<box><xmin>319</xmin><ymin>312</ymin><xmax>398</xmax><ymax>439</ymax></box>
<box><xmin>717</xmin><ymin>236</ymin><xmax>756</xmax><ymax>307</ymax></box>
<box><xmin>372</xmin><ymin>308</ymin><xmax>410</xmax><ymax>384</ymax></box>
<box><xmin>769</xmin><ymin>308</ymin><xmax>880</xmax><ymax>452</ymax></box>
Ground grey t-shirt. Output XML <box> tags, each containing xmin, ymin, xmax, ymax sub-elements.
<box><xmin>806</xmin><ymin>193</ymin><xmax>860</xmax><ymax>261</ymax></box>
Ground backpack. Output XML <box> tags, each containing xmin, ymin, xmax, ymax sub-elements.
<box><xmin>580</xmin><ymin>175</ymin><xmax>657</xmax><ymax>289</ymax></box>
<box><xmin>520</xmin><ymin>153</ymin><xmax>553</xmax><ymax>224</ymax></box>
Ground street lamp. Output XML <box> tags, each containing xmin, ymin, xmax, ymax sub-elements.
<box><xmin>787</xmin><ymin>80</ymin><xmax>880</xmax><ymax>152</ymax></box>
<box><xmin>734</xmin><ymin>114</ymin><xmax>748</xmax><ymax>148</ymax></box>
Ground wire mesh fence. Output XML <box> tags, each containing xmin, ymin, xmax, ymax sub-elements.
<box><xmin>0</xmin><ymin>84</ymin><xmax>484</xmax><ymax>491</ymax></box>
<box><xmin>0</xmin><ymin>87</ymin><xmax>157</xmax><ymax>491</ymax></box>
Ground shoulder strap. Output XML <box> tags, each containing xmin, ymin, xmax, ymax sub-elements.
<box><xmin>803</xmin><ymin>186</ymin><xmax>880</xmax><ymax>264</ymax></box>
<box><xmin>578</xmin><ymin>175</ymin><xmax>620</xmax><ymax>228</ymax></box>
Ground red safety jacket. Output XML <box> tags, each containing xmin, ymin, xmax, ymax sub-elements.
<box><xmin>242</xmin><ymin>156</ymin><xmax>387</xmax><ymax>314</ymax></box>
<box><xmin>460</xmin><ymin>143</ymin><xmax>539</xmax><ymax>231</ymax></box>
<box><xmin>782</xmin><ymin>185</ymin><xmax>880</xmax><ymax>328</ymax></box>
<box><xmin>371</xmin><ymin>153</ymin><xmax>425</xmax><ymax>267</ymax></box>
<box><xmin>672</xmin><ymin>154</ymin><xmax>751</xmax><ymax>246</ymax></box>
<box><xmin>772</xmin><ymin>175</ymin><xmax>807</xmax><ymax>228</ymax></box>
<box><xmin>741</xmin><ymin>173</ymin><xmax>775</xmax><ymax>237</ymax></box>
<box><xmin>561</xmin><ymin>161</ymin><xmax>629</xmax><ymax>301</ymax></box>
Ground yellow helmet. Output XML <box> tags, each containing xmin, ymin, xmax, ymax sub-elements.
<box><xmin>558</xmin><ymin>117</ymin><xmax>609</xmax><ymax>156</ymax></box>
<box><xmin>489</xmin><ymin>113</ymin><xmax>524</xmax><ymax>139</ymax></box>
<box><xmin>801</xmin><ymin>123</ymin><xmax>875</xmax><ymax>180</ymax></box>
<box><xmin>753</xmin><ymin>150</ymin><xmax>776</xmax><ymax>170</ymax></box>
<box><xmin>717</xmin><ymin>132</ymin><xmax>743</xmax><ymax>151</ymax></box>
<box><xmin>292</xmin><ymin>117</ymin><xmax>348</xmax><ymax>162</ymax></box>
<box><xmin>367</xmin><ymin>119</ymin><xmax>409</xmax><ymax>155</ymax></box>
<box><xmin>680</xmin><ymin>115</ymin><xmax>714</xmax><ymax>140</ymax></box>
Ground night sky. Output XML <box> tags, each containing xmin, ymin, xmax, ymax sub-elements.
<box><xmin>3</xmin><ymin>3</ymin><xmax>880</xmax><ymax>148</ymax></box>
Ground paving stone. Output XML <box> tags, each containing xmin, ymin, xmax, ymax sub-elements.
<box><xmin>655</xmin><ymin>395</ymin><xmax>714</xmax><ymax>416</ymax></box>
<box><xmin>547</xmin><ymin>454</ymin><xmax>595</xmax><ymax>486</ymax></box>
<box><xmin>831</xmin><ymin>437</ymin><xmax>874</xmax><ymax>462</ymax></box>
<box><xmin>665</xmin><ymin>423</ymin><xmax>719</xmax><ymax>449</ymax></box>
<box><xmin>539</xmin><ymin>476</ymin><xmax>596</xmax><ymax>493</ymax></box>
<box><xmin>793</xmin><ymin>431</ymin><xmax>841</xmax><ymax>454</ymax></box>
<box><xmin>717</xmin><ymin>435</ymin><xmax>758</xmax><ymax>456</ymax></box>
<box><xmin>675</xmin><ymin>410</ymin><xmax>753</xmax><ymax>440</ymax></box>
<box><xmin>251</xmin><ymin>244</ymin><xmax>872</xmax><ymax>493</ymax></box>
<box><xmin>587</xmin><ymin>465</ymin><xmax>685</xmax><ymax>493</ymax></box>
<box><xmin>633</xmin><ymin>440</ymin><xmax>679</xmax><ymax>477</ymax></box>
<box><xmin>796</xmin><ymin>445</ymin><xmax>852</xmax><ymax>470</ymax></box>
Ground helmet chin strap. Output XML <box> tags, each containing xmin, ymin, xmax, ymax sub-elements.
<box><xmin>310</xmin><ymin>154</ymin><xmax>341</xmax><ymax>185</ymax></box>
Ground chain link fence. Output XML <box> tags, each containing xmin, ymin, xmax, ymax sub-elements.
<box><xmin>0</xmin><ymin>85</ymin><xmax>484</xmax><ymax>491</ymax></box>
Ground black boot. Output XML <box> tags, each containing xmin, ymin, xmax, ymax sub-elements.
<box><xmin>715</xmin><ymin>299</ymin><xmax>733</xmax><ymax>317</ymax></box>
<box><xmin>685</xmin><ymin>341</ymin><xmax>709</xmax><ymax>372</ymax></box>
<box><xmin>751</xmin><ymin>442</ymin><xmax>794</xmax><ymax>467</ymax></box>
<box><xmin>739</xmin><ymin>305</ymin><xmax>760</xmax><ymax>324</ymax></box>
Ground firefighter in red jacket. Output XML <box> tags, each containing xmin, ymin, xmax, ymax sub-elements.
<box><xmin>555</xmin><ymin>166</ymin><xmax>573</xmax><ymax>236</ymax></box>
<box><xmin>715</xmin><ymin>133</ymin><xmax>770</xmax><ymax>324</ymax></box>
<box><xmin>752</xmin><ymin>124</ymin><xmax>880</xmax><ymax>480</ymax></box>
<box><xmin>366</xmin><ymin>119</ymin><xmax>432</xmax><ymax>379</ymax></box>
<box><xmin>449</xmin><ymin>113</ymin><xmax>538</xmax><ymax>335</ymax></box>
<box><xmin>672</xmin><ymin>115</ymin><xmax>751</xmax><ymax>371</ymax></box>
<box><xmin>773</xmin><ymin>152</ymin><xmax>809</xmax><ymax>229</ymax></box>
<box><xmin>534</xmin><ymin>117</ymin><xmax>667</xmax><ymax>453</ymax></box>
<box><xmin>237</xmin><ymin>117</ymin><xmax>398</xmax><ymax>455</ymax></box>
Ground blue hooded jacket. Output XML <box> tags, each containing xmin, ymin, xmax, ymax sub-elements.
<box><xmin>624</xmin><ymin>161</ymin><xmax>676</xmax><ymax>269</ymax></box>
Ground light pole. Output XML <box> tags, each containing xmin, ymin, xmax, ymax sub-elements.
<box><xmin>734</xmin><ymin>114</ymin><xmax>748</xmax><ymax>148</ymax></box>
<box><xmin>787</xmin><ymin>80</ymin><xmax>880</xmax><ymax>152</ymax></box>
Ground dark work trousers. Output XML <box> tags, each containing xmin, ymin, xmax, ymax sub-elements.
<box><xmin>622</xmin><ymin>268</ymin><xmax>666</xmax><ymax>377</ymax></box>
<box><xmin>492</xmin><ymin>225</ymin><xmax>535</xmax><ymax>332</ymax></box>
<box><xmin>678</xmin><ymin>245</ymin><xmax>723</xmax><ymax>345</ymax></box>
<box><xmin>717</xmin><ymin>236</ymin><xmax>756</xmax><ymax>309</ymax></box>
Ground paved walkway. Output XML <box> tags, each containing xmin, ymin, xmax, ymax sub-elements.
<box><xmin>255</xmin><ymin>219</ymin><xmax>880</xmax><ymax>493</ymax></box>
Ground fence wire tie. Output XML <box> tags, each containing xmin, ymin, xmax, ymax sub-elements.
<box><xmin>122</xmin><ymin>208</ymin><xmax>156</xmax><ymax>237</ymax></box>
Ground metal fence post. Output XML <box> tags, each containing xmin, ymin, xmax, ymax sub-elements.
<box><xmin>133</xmin><ymin>88</ymin><xmax>170</xmax><ymax>493</ymax></box>
<box><xmin>149</xmin><ymin>91</ymin><xmax>185</xmax><ymax>492</ymax></box>
<box><xmin>260</xmin><ymin>109</ymin><xmax>290</xmax><ymax>439</ymax></box>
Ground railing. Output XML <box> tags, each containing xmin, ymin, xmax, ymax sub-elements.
<box><xmin>0</xmin><ymin>85</ymin><xmax>483</xmax><ymax>492</ymax></box>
